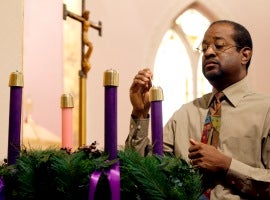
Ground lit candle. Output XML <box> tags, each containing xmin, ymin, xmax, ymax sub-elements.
<box><xmin>149</xmin><ymin>86</ymin><xmax>164</xmax><ymax>156</ymax></box>
<box><xmin>103</xmin><ymin>69</ymin><xmax>119</xmax><ymax>160</ymax></box>
<box><xmin>61</xmin><ymin>94</ymin><xmax>74</xmax><ymax>149</ymax></box>
<box><xmin>7</xmin><ymin>71</ymin><xmax>24</xmax><ymax>165</ymax></box>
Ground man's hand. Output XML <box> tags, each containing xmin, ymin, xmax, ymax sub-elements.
<box><xmin>130</xmin><ymin>68</ymin><xmax>153</xmax><ymax>119</ymax></box>
<box><xmin>188</xmin><ymin>139</ymin><xmax>231</xmax><ymax>173</ymax></box>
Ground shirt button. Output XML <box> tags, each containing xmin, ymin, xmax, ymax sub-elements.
<box><xmin>137</xmin><ymin>125</ymin><xmax>141</xmax><ymax>130</ymax></box>
<box><xmin>130</xmin><ymin>124</ymin><xmax>134</xmax><ymax>129</ymax></box>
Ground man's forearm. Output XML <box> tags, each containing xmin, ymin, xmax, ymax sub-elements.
<box><xmin>125</xmin><ymin>117</ymin><xmax>151</xmax><ymax>156</ymax></box>
<box><xmin>226</xmin><ymin>159</ymin><xmax>270</xmax><ymax>199</ymax></box>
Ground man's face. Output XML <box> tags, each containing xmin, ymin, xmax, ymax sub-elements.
<box><xmin>201</xmin><ymin>23</ymin><xmax>246</xmax><ymax>86</ymax></box>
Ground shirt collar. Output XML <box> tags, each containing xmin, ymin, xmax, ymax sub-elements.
<box><xmin>208</xmin><ymin>77</ymin><xmax>252</xmax><ymax>107</ymax></box>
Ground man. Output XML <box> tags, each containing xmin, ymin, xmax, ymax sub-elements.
<box><xmin>125</xmin><ymin>20</ymin><xmax>270</xmax><ymax>199</ymax></box>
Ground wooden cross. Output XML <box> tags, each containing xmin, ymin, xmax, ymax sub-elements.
<box><xmin>63</xmin><ymin>1</ymin><xmax>102</xmax><ymax>75</ymax></box>
<box><xmin>63</xmin><ymin>0</ymin><xmax>102</xmax><ymax>146</ymax></box>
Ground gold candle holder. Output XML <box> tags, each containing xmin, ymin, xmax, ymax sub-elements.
<box><xmin>149</xmin><ymin>86</ymin><xmax>164</xmax><ymax>102</ymax></box>
<box><xmin>9</xmin><ymin>71</ymin><xmax>24</xmax><ymax>87</ymax></box>
<box><xmin>103</xmin><ymin>69</ymin><xmax>119</xmax><ymax>86</ymax></box>
<box><xmin>61</xmin><ymin>94</ymin><xmax>74</xmax><ymax>108</ymax></box>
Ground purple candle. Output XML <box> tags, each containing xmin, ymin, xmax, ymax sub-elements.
<box><xmin>7</xmin><ymin>71</ymin><xmax>24</xmax><ymax>165</ymax></box>
<box><xmin>103</xmin><ymin>69</ymin><xmax>119</xmax><ymax>160</ymax></box>
<box><xmin>149</xmin><ymin>86</ymin><xmax>164</xmax><ymax>156</ymax></box>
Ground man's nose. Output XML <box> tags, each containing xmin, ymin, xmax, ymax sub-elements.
<box><xmin>204</xmin><ymin>45</ymin><xmax>216</xmax><ymax>56</ymax></box>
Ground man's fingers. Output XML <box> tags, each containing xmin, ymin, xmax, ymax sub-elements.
<box><xmin>190</xmin><ymin>138</ymin><xmax>201</xmax><ymax>146</ymax></box>
<box><xmin>189</xmin><ymin>138</ymin><xmax>196</xmax><ymax>145</ymax></box>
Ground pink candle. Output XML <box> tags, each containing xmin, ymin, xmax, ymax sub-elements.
<box><xmin>61</xmin><ymin>94</ymin><xmax>74</xmax><ymax>149</ymax></box>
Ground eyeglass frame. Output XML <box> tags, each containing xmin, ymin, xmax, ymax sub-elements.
<box><xmin>196</xmin><ymin>42</ymin><xmax>242</xmax><ymax>54</ymax></box>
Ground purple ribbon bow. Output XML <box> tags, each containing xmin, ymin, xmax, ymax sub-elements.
<box><xmin>0</xmin><ymin>177</ymin><xmax>5</xmax><ymax>200</ymax></box>
<box><xmin>88</xmin><ymin>162</ymin><xmax>120</xmax><ymax>200</ymax></box>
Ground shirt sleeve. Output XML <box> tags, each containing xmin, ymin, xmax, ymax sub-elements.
<box><xmin>125</xmin><ymin>116</ymin><xmax>151</xmax><ymax>156</ymax></box>
<box><xmin>226</xmin><ymin>133</ymin><xmax>270</xmax><ymax>199</ymax></box>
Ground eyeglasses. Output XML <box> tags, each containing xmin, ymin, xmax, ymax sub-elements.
<box><xmin>196</xmin><ymin>43</ymin><xmax>241</xmax><ymax>54</ymax></box>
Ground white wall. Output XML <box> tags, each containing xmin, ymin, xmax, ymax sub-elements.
<box><xmin>23</xmin><ymin>0</ymin><xmax>63</xmax><ymax>137</ymax></box>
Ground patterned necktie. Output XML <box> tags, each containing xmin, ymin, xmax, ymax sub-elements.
<box><xmin>200</xmin><ymin>92</ymin><xmax>224</xmax><ymax>199</ymax></box>
<box><xmin>201</xmin><ymin>92</ymin><xmax>224</xmax><ymax>147</ymax></box>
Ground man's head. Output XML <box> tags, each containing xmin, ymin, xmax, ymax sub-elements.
<box><xmin>200</xmin><ymin>20</ymin><xmax>253</xmax><ymax>91</ymax></box>
<box><xmin>210</xmin><ymin>20</ymin><xmax>253</xmax><ymax>69</ymax></box>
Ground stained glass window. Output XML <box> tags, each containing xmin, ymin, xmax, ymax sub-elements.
<box><xmin>153</xmin><ymin>8</ymin><xmax>212</xmax><ymax>125</ymax></box>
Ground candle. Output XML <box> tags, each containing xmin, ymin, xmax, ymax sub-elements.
<box><xmin>103</xmin><ymin>69</ymin><xmax>119</xmax><ymax>160</ymax></box>
<box><xmin>149</xmin><ymin>86</ymin><xmax>164</xmax><ymax>156</ymax></box>
<box><xmin>61</xmin><ymin>94</ymin><xmax>74</xmax><ymax>149</ymax></box>
<box><xmin>7</xmin><ymin>71</ymin><xmax>24</xmax><ymax>165</ymax></box>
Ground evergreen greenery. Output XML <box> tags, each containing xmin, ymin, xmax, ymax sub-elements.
<box><xmin>0</xmin><ymin>144</ymin><xmax>202</xmax><ymax>200</ymax></box>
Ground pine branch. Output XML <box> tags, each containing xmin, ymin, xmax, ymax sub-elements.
<box><xmin>0</xmin><ymin>147</ymin><xmax>202</xmax><ymax>200</ymax></box>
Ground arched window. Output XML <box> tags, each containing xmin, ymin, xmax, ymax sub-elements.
<box><xmin>153</xmin><ymin>8</ymin><xmax>212</xmax><ymax>125</ymax></box>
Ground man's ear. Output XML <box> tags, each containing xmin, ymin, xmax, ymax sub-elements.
<box><xmin>241</xmin><ymin>47</ymin><xmax>252</xmax><ymax>65</ymax></box>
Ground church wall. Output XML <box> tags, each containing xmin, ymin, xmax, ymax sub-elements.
<box><xmin>23</xmin><ymin>0</ymin><xmax>63</xmax><ymax>140</ymax></box>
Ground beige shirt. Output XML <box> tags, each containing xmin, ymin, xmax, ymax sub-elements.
<box><xmin>126</xmin><ymin>77</ymin><xmax>270</xmax><ymax>199</ymax></box>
